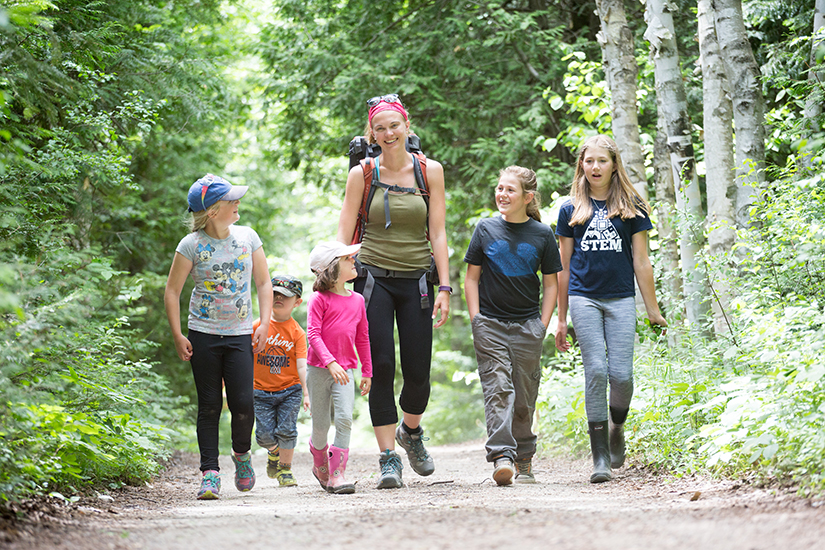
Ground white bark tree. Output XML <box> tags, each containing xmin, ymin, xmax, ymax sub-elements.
<box><xmin>712</xmin><ymin>0</ymin><xmax>766</xmax><ymax>227</ymax></box>
<box><xmin>595</xmin><ymin>0</ymin><xmax>648</xmax><ymax>201</ymax></box>
<box><xmin>645</xmin><ymin>0</ymin><xmax>712</xmax><ymax>332</ymax></box>
<box><xmin>803</xmin><ymin>0</ymin><xmax>825</xmax><ymax>135</ymax></box>
<box><xmin>653</xmin><ymin>115</ymin><xmax>681</xmax><ymax>316</ymax></box>
<box><xmin>698</xmin><ymin>0</ymin><xmax>736</xmax><ymax>333</ymax></box>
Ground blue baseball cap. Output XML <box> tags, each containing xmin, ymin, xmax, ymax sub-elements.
<box><xmin>187</xmin><ymin>174</ymin><xmax>248</xmax><ymax>212</ymax></box>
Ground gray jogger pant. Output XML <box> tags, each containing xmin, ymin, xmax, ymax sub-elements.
<box><xmin>568</xmin><ymin>295</ymin><xmax>636</xmax><ymax>423</ymax></box>
<box><xmin>472</xmin><ymin>313</ymin><xmax>546</xmax><ymax>463</ymax></box>
<box><xmin>306</xmin><ymin>365</ymin><xmax>355</xmax><ymax>450</ymax></box>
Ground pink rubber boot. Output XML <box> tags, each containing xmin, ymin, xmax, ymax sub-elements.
<box><xmin>309</xmin><ymin>442</ymin><xmax>330</xmax><ymax>491</ymax></box>
<box><xmin>327</xmin><ymin>446</ymin><xmax>355</xmax><ymax>494</ymax></box>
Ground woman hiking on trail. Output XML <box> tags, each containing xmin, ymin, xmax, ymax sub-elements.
<box><xmin>337</xmin><ymin>94</ymin><xmax>451</xmax><ymax>489</ymax></box>
<box><xmin>554</xmin><ymin>135</ymin><xmax>667</xmax><ymax>483</ymax></box>
<box><xmin>164</xmin><ymin>174</ymin><xmax>273</xmax><ymax>500</ymax></box>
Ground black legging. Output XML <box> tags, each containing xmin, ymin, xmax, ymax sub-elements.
<box><xmin>354</xmin><ymin>276</ymin><xmax>434</xmax><ymax>426</ymax></box>
<box><xmin>188</xmin><ymin>330</ymin><xmax>255</xmax><ymax>472</ymax></box>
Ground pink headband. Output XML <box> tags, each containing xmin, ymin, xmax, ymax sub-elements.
<box><xmin>368</xmin><ymin>101</ymin><xmax>409</xmax><ymax>124</ymax></box>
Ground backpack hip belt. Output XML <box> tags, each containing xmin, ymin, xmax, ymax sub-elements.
<box><xmin>357</xmin><ymin>263</ymin><xmax>432</xmax><ymax>311</ymax></box>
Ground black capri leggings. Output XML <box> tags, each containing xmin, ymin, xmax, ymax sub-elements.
<box><xmin>354</xmin><ymin>276</ymin><xmax>434</xmax><ymax>426</ymax></box>
<box><xmin>188</xmin><ymin>330</ymin><xmax>255</xmax><ymax>472</ymax></box>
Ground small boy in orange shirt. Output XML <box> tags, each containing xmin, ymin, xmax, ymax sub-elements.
<box><xmin>252</xmin><ymin>275</ymin><xmax>309</xmax><ymax>486</ymax></box>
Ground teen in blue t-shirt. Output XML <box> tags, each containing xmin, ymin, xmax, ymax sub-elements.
<box><xmin>465</xmin><ymin>166</ymin><xmax>561</xmax><ymax>486</ymax></box>
<box><xmin>555</xmin><ymin>135</ymin><xmax>667</xmax><ymax>484</ymax></box>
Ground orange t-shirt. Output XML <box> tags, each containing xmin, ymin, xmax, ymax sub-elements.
<box><xmin>252</xmin><ymin>317</ymin><xmax>307</xmax><ymax>392</ymax></box>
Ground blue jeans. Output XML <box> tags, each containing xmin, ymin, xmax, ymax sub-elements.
<box><xmin>472</xmin><ymin>313</ymin><xmax>546</xmax><ymax>463</ymax></box>
<box><xmin>253</xmin><ymin>384</ymin><xmax>302</xmax><ymax>450</ymax></box>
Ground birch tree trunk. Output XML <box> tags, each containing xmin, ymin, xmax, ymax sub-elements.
<box><xmin>645</xmin><ymin>0</ymin><xmax>712</xmax><ymax>332</ymax></box>
<box><xmin>654</xmin><ymin>115</ymin><xmax>681</xmax><ymax>317</ymax></box>
<box><xmin>595</xmin><ymin>0</ymin><xmax>648</xmax><ymax>202</ymax></box>
<box><xmin>698</xmin><ymin>0</ymin><xmax>736</xmax><ymax>334</ymax></box>
<box><xmin>803</xmin><ymin>0</ymin><xmax>825</xmax><ymax>134</ymax></box>
<box><xmin>712</xmin><ymin>0</ymin><xmax>765</xmax><ymax>227</ymax></box>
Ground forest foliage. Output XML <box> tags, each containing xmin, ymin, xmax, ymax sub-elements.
<box><xmin>1</xmin><ymin>0</ymin><xmax>824</xmax><ymax>504</ymax></box>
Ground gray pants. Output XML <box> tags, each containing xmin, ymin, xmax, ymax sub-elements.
<box><xmin>568</xmin><ymin>295</ymin><xmax>636</xmax><ymax>423</ymax></box>
<box><xmin>472</xmin><ymin>313</ymin><xmax>546</xmax><ymax>463</ymax></box>
<box><xmin>306</xmin><ymin>365</ymin><xmax>355</xmax><ymax>449</ymax></box>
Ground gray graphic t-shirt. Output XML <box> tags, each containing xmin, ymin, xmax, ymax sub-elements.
<box><xmin>176</xmin><ymin>225</ymin><xmax>263</xmax><ymax>336</ymax></box>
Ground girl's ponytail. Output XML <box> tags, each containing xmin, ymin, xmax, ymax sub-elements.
<box><xmin>500</xmin><ymin>166</ymin><xmax>542</xmax><ymax>222</ymax></box>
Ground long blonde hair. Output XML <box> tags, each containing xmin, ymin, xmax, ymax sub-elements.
<box><xmin>188</xmin><ymin>202</ymin><xmax>221</xmax><ymax>232</ymax></box>
<box><xmin>499</xmin><ymin>165</ymin><xmax>542</xmax><ymax>222</ymax></box>
<box><xmin>568</xmin><ymin>134</ymin><xmax>650</xmax><ymax>226</ymax></box>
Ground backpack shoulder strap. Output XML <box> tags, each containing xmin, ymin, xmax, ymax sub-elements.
<box><xmin>360</xmin><ymin>157</ymin><xmax>376</xmax><ymax>216</ymax></box>
<box><xmin>351</xmin><ymin>157</ymin><xmax>379</xmax><ymax>245</ymax></box>
<box><xmin>412</xmin><ymin>153</ymin><xmax>429</xmax><ymax>209</ymax></box>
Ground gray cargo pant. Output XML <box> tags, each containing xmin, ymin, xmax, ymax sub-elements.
<box><xmin>472</xmin><ymin>313</ymin><xmax>546</xmax><ymax>463</ymax></box>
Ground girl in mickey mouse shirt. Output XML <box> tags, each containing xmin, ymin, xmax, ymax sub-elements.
<box><xmin>164</xmin><ymin>174</ymin><xmax>272</xmax><ymax>501</ymax></box>
<box><xmin>555</xmin><ymin>135</ymin><xmax>667</xmax><ymax>484</ymax></box>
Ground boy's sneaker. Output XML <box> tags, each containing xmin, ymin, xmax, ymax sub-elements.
<box><xmin>514</xmin><ymin>458</ymin><xmax>536</xmax><ymax>484</ymax></box>
<box><xmin>276</xmin><ymin>465</ymin><xmax>297</xmax><ymax>487</ymax></box>
<box><xmin>395</xmin><ymin>425</ymin><xmax>435</xmax><ymax>476</ymax></box>
<box><xmin>493</xmin><ymin>457</ymin><xmax>514</xmax><ymax>486</ymax></box>
<box><xmin>197</xmin><ymin>471</ymin><xmax>221</xmax><ymax>500</ymax></box>
<box><xmin>231</xmin><ymin>451</ymin><xmax>256</xmax><ymax>492</ymax></box>
<box><xmin>266</xmin><ymin>448</ymin><xmax>280</xmax><ymax>479</ymax></box>
<box><xmin>376</xmin><ymin>449</ymin><xmax>404</xmax><ymax>489</ymax></box>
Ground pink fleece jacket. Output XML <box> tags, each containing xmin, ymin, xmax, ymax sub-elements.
<box><xmin>306</xmin><ymin>290</ymin><xmax>372</xmax><ymax>377</ymax></box>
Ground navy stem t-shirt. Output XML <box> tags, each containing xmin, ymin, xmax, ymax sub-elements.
<box><xmin>464</xmin><ymin>216</ymin><xmax>562</xmax><ymax>321</ymax></box>
<box><xmin>555</xmin><ymin>199</ymin><xmax>652</xmax><ymax>298</ymax></box>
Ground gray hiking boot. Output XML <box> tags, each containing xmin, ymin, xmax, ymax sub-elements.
<box><xmin>514</xmin><ymin>458</ymin><xmax>536</xmax><ymax>484</ymax></box>
<box><xmin>395</xmin><ymin>425</ymin><xmax>435</xmax><ymax>476</ymax></box>
<box><xmin>376</xmin><ymin>449</ymin><xmax>404</xmax><ymax>489</ymax></box>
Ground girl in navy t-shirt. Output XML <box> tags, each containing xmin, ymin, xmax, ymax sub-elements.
<box><xmin>555</xmin><ymin>135</ymin><xmax>667</xmax><ymax>484</ymax></box>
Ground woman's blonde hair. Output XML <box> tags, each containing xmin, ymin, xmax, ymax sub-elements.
<box><xmin>568</xmin><ymin>134</ymin><xmax>650</xmax><ymax>226</ymax></box>
<box><xmin>499</xmin><ymin>165</ymin><xmax>542</xmax><ymax>222</ymax></box>
<box><xmin>188</xmin><ymin>202</ymin><xmax>222</xmax><ymax>232</ymax></box>
<box><xmin>312</xmin><ymin>260</ymin><xmax>341</xmax><ymax>293</ymax></box>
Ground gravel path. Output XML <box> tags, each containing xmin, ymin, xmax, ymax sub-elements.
<box><xmin>5</xmin><ymin>441</ymin><xmax>825</xmax><ymax>550</ymax></box>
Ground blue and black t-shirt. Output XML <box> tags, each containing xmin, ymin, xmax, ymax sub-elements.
<box><xmin>464</xmin><ymin>216</ymin><xmax>562</xmax><ymax>322</ymax></box>
<box><xmin>555</xmin><ymin>199</ymin><xmax>652</xmax><ymax>299</ymax></box>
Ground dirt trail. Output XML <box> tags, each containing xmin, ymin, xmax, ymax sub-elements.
<box><xmin>5</xmin><ymin>441</ymin><xmax>825</xmax><ymax>550</ymax></box>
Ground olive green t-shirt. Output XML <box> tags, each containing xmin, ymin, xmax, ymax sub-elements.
<box><xmin>358</xmin><ymin>190</ymin><xmax>431</xmax><ymax>271</ymax></box>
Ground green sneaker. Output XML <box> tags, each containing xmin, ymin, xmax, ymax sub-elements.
<box><xmin>231</xmin><ymin>451</ymin><xmax>256</xmax><ymax>492</ymax></box>
<box><xmin>266</xmin><ymin>448</ymin><xmax>280</xmax><ymax>479</ymax></box>
<box><xmin>276</xmin><ymin>464</ymin><xmax>297</xmax><ymax>487</ymax></box>
<box><xmin>514</xmin><ymin>458</ymin><xmax>536</xmax><ymax>484</ymax></box>
<box><xmin>197</xmin><ymin>471</ymin><xmax>221</xmax><ymax>500</ymax></box>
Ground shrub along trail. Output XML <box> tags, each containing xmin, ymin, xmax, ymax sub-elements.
<box><xmin>5</xmin><ymin>441</ymin><xmax>825</xmax><ymax>550</ymax></box>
